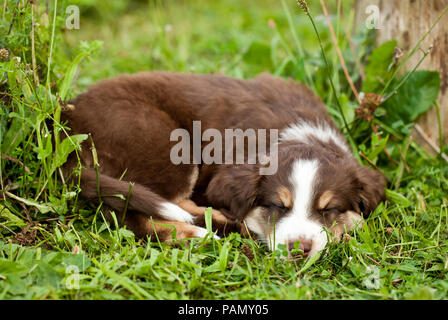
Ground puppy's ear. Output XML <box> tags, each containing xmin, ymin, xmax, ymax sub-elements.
<box><xmin>353</xmin><ymin>165</ymin><xmax>386</xmax><ymax>217</ymax></box>
<box><xmin>205</xmin><ymin>164</ymin><xmax>261</xmax><ymax>221</ymax></box>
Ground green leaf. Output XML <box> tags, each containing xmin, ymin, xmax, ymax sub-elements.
<box><xmin>58</xmin><ymin>40</ymin><xmax>103</xmax><ymax>101</ymax></box>
<box><xmin>386</xmin><ymin>189</ymin><xmax>412</xmax><ymax>207</ymax></box>
<box><xmin>32</xmin><ymin>261</ymin><xmax>63</xmax><ymax>288</ymax></box>
<box><xmin>0</xmin><ymin>204</ymin><xmax>26</xmax><ymax>227</ymax></box>
<box><xmin>119</xmin><ymin>228</ymin><xmax>135</xmax><ymax>240</ymax></box>
<box><xmin>204</xmin><ymin>260</ymin><xmax>220</xmax><ymax>273</ymax></box>
<box><xmin>34</xmin><ymin>130</ymin><xmax>53</xmax><ymax>162</ymax></box>
<box><xmin>219</xmin><ymin>241</ymin><xmax>231</xmax><ymax>273</ymax></box>
<box><xmin>48</xmin><ymin>195</ymin><xmax>68</xmax><ymax>215</ymax></box>
<box><xmin>0</xmin><ymin>260</ymin><xmax>28</xmax><ymax>276</ymax></box>
<box><xmin>298</xmin><ymin>249</ymin><xmax>322</xmax><ymax>274</ymax></box>
<box><xmin>1</xmin><ymin>117</ymin><xmax>31</xmax><ymax>154</ymax></box>
<box><xmin>3</xmin><ymin>274</ymin><xmax>28</xmax><ymax>295</ymax></box>
<box><xmin>205</xmin><ymin>207</ymin><xmax>213</xmax><ymax>233</ymax></box>
<box><xmin>148</xmin><ymin>248</ymin><xmax>161</xmax><ymax>266</ymax></box>
<box><xmin>381</xmin><ymin>70</ymin><xmax>440</xmax><ymax>124</ymax></box>
<box><xmin>367</xmin><ymin>134</ymin><xmax>389</xmax><ymax>163</ymax></box>
<box><xmin>58</xmin><ymin>52</ymin><xmax>88</xmax><ymax>101</ymax></box>
<box><xmin>404</xmin><ymin>287</ymin><xmax>436</xmax><ymax>300</ymax></box>
<box><xmin>51</xmin><ymin>134</ymin><xmax>88</xmax><ymax>174</ymax></box>
<box><xmin>397</xmin><ymin>263</ymin><xmax>419</xmax><ymax>273</ymax></box>
<box><xmin>362</xmin><ymin>40</ymin><xmax>397</xmax><ymax>93</ymax></box>
<box><xmin>339</xmin><ymin>93</ymin><xmax>355</xmax><ymax>125</ymax></box>
<box><xmin>206</xmin><ymin>240</ymin><xmax>232</xmax><ymax>273</ymax></box>
<box><xmin>4</xmin><ymin>191</ymin><xmax>55</xmax><ymax>214</ymax></box>
<box><xmin>52</xmin><ymin>253</ymin><xmax>91</xmax><ymax>273</ymax></box>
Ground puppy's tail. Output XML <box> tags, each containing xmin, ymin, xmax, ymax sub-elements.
<box><xmin>79</xmin><ymin>168</ymin><xmax>194</xmax><ymax>224</ymax></box>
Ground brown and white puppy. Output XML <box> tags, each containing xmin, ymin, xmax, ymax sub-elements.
<box><xmin>62</xmin><ymin>71</ymin><xmax>385</xmax><ymax>257</ymax></box>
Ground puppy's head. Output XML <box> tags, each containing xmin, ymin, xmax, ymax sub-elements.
<box><xmin>206</xmin><ymin>142</ymin><xmax>386</xmax><ymax>257</ymax></box>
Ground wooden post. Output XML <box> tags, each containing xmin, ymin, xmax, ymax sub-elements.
<box><xmin>355</xmin><ymin>0</ymin><xmax>448</xmax><ymax>152</ymax></box>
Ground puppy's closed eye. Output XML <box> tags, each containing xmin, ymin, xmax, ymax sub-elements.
<box><xmin>320</xmin><ymin>207</ymin><xmax>342</xmax><ymax>215</ymax></box>
<box><xmin>269</xmin><ymin>203</ymin><xmax>288</xmax><ymax>211</ymax></box>
<box><xmin>260</xmin><ymin>202</ymin><xmax>288</xmax><ymax>212</ymax></box>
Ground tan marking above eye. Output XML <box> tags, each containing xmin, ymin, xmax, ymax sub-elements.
<box><xmin>277</xmin><ymin>186</ymin><xmax>293</xmax><ymax>209</ymax></box>
<box><xmin>317</xmin><ymin>190</ymin><xmax>334</xmax><ymax>210</ymax></box>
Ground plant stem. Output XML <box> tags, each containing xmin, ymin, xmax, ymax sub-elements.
<box><xmin>46</xmin><ymin>0</ymin><xmax>58</xmax><ymax>90</ymax></box>
<box><xmin>30</xmin><ymin>2</ymin><xmax>39</xmax><ymax>86</ymax></box>
<box><xmin>296</xmin><ymin>0</ymin><xmax>357</xmax><ymax>155</ymax></box>
<box><xmin>382</xmin><ymin>48</ymin><xmax>431</xmax><ymax>102</ymax></box>
<box><xmin>281</xmin><ymin>0</ymin><xmax>312</xmax><ymax>86</ymax></box>
<box><xmin>434</xmin><ymin>101</ymin><xmax>443</xmax><ymax>156</ymax></box>
<box><xmin>320</xmin><ymin>0</ymin><xmax>361</xmax><ymax>105</ymax></box>
<box><xmin>121</xmin><ymin>182</ymin><xmax>133</xmax><ymax>226</ymax></box>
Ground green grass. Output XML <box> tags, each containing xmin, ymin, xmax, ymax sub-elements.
<box><xmin>0</xmin><ymin>0</ymin><xmax>447</xmax><ymax>300</ymax></box>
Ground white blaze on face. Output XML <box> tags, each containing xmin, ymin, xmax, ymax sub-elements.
<box><xmin>268</xmin><ymin>159</ymin><xmax>328</xmax><ymax>255</ymax></box>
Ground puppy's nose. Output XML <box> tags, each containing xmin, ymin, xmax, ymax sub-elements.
<box><xmin>288</xmin><ymin>238</ymin><xmax>313</xmax><ymax>257</ymax></box>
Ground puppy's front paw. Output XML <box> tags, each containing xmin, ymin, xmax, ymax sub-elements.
<box><xmin>176</xmin><ymin>199</ymin><xmax>240</xmax><ymax>237</ymax></box>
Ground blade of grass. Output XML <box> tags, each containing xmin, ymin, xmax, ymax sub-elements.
<box><xmin>280</xmin><ymin>0</ymin><xmax>312</xmax><ymax>86</ymax></box>
<box><xmin>320</xmin><ymin>0</ymin><xmax>361</xmax><ymax>105</ymax></box>
<box><xmin>296</xmin><ymin>0</ymin><xmax>358</xmax><ymax>156</ymax></box>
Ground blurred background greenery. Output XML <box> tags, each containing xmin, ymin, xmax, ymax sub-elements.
<box><xmin>63</xmin><ymin>0</ymin><xmax>366</xmax><ymax>94</ymax></box>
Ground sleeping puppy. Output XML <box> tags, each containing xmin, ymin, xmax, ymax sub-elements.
<box><xmin>62</xmin><ymin>71</ymin><xmax>385</xmax><ymax>257</ymax></box>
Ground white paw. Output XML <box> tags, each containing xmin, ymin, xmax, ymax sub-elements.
<box><xmin>194</xmin><ymin>226</ymin><xmax>220</xmax><ymax>240</ymax></box>
<box><xmin>159</xmin><ymin>202</ymin><xmax>194</xmax><ymax>224</ymax></box>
